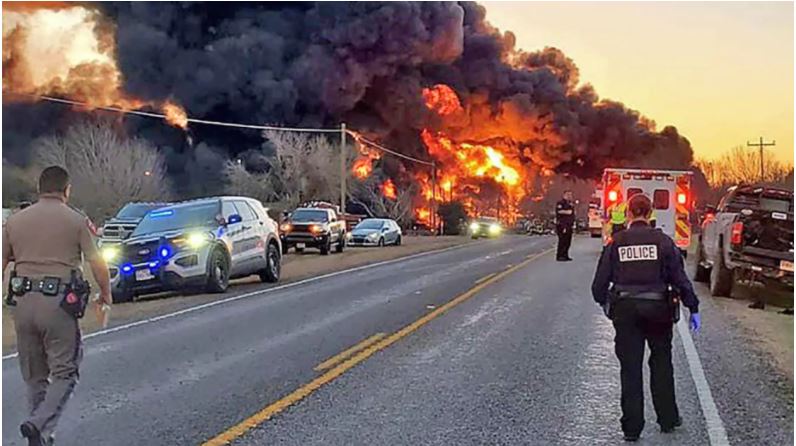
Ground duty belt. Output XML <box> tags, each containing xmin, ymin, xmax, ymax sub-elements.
<box><xmin>13</xmin><ymin>276</ymin><xmax>68</xmax><ymax>296</ymax></box>
<box><xmin>617</xmin><ymin>291</ymin><xmax>667</xmax><ymax>301</ymax></box>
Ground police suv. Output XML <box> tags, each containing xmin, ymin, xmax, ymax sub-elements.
<box><xmin>101</xmin><ymin>197</ymin><xmax>281</xmax><ymax>302</ymax></box>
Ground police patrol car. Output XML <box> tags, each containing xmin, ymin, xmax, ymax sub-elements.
<box><xmin>602</xmin><ymin>168</ymin><xmax>693</xmax><ymax>255</ymax></box>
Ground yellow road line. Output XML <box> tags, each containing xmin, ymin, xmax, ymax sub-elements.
<box><xmin>474</xmin><ymin>273</ymin><xmax>496</xmax><ymax>285</ymax></box>
<box><xmin>202</xmin><ymin>247</ymin><xmax>555</xmax><ymax>446</ymax></box>
<box><xmin>313</xmin><ymin>333</ymin><xmax>386</xmax><ymax>372</ymax></box>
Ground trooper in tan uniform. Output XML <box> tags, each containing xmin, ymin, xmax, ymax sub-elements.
<box><xmin>2</xmin><ymin>166</ymin><xmax>112</xmax><ymax>446</ymax></box>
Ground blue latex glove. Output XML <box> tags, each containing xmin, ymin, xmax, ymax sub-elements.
<box><xmin>689</xmin><ymin>312</ymin><xmax>701</xmax><ymax>333</ymax></box>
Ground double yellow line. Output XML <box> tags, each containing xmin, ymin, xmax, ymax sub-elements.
<box><xmin>203</xmin><ymin>246</ymin><xmax>555</xmax><ymax>445</ymax></box>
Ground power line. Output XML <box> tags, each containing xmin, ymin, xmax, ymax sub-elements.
<box><xmin>19</xmin><ymin>94</ymin><xmax>342</xmax><ymax>133</ymax></box>
<box><xmin>351</xmin><ymin>133</ymin><xmax>435</xmax><ymax>166</ymax></box>
<box><xmin>746</xmin><ymin>137</ymin><xmax>776</xmax><ymax>181</ymax></box>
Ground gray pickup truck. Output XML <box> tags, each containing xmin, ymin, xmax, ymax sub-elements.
<box><xmin>100</xmin><ymin>202</ymin><xmax>170</xmax><ymax>246</ymax></box>
<box><xmin>695</xmin><ymin>185</ymin><xmax>793</xmax><ymax>296</ymax></box>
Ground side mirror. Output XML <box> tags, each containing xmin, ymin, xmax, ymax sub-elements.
<box><xmin>227</xmin><ymin>214</ymin><xmax>243</xmax><ymax>225</ymax></box>
<box><xmin>381</xmin><ymin>227</ymin><xmax>389</xmax><ymax>233</ymax></box>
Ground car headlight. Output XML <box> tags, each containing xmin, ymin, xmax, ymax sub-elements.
<box><xmin>470</xmin><ymin>222</ymin><xmax>479</xmax><ymax>231</ymax></box>
<box><xmin>310</xmin><ymin>224</ymin><xmax>326</xmax><ymax>234</ymax></box>
<box><xmin>489</xmin><ymin>224</ymin><xmax>501</xmax><ymax>234</ymax></box>
<box><xmin>101</xmin><ymin>246</ymin><xmax>119</xmax><ymax>262</ymax></box>
<box><xmin>367</xmin><ymin>232</ymin><xmax>379</xmax><ymax>240</ymax></box>
<box><xmin>280</xmin><ymin>223</ymin><xmax>292</xmax><ymax>232</ymax></box>
<box><xmin>186</xmin><ymin>232</ymin><xmax>212</xmax><ymax>248</ymax></box>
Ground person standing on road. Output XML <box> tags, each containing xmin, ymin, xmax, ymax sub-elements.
<box><xmin>608</xmin><ymin>191</ymin><xmax>628</xmax><ymax>237</ymax></box>
<box><xmin>555</xmin><ymin>190</ymin><xmax>575</xmax><ymax>261</ymax></box>
<box><xmin>591</xmin><ymin>194</ymin><xmax>700</xmax><ymax>442</ymax></box>
<box><xmin>2</xmin><ymin>166</ymin><xmax>113</xmax><ymax>446</ymax></box>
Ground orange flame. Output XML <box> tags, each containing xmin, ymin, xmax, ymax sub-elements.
<box><xmin>353</xmin><ymin>158</ymin><xmax>373</xmax><ymax>179</ymax></box>
<box><xmin>422</xmin><ymin>84</ymin><xmax>462</xmax><ymax>116</ymax></box>
<box><xmin>382</xmin><ymin>178</ymin><xmax>397</xmax><ymax>200</ymax></box>
<box><xmin>2</xmin><ymin>4</ymin><xmax>188</xmax><ymax>129</ymax></box>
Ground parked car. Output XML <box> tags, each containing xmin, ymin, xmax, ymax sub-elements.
<box><xmin>695</xmin><ymin>184</ymin><xmax>793</xmax><ymax>296</ymax></box>
<box><xmin>469</xmin><ymin>217</ymin><xmax>502</xmax><ymax>239</ymax></box>
<box><xmin>348</xmin><ymin>218</ymin><xmax>402</xmax><ymax>247</ymax></box>
<box><xmin>280</xmin><ymin>207</ymin><xmax>347</xmax><ymax>255</ymax></box>
<box><xmin>100</xmin><ymin>202</ymin><xmax>170</xmax><ymax>246</ymax></box>
<box><xmin>103</xmin><ymin>197</ymin><xmax>281</xmax><ymax>302</ymax></box>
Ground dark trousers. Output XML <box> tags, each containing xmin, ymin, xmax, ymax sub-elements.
<box><xmin>556</xmin><ymin>224</ymin><xmax>572</xmax><ymax>259</ymax></box>
<box><xmin>612</xmin><ymin>300</ymin><xmax>679</xmax><ymax>435</ymax></box>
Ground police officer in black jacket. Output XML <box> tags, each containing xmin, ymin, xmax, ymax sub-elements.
<box><xmin>555</xmin><ymin>190</ymin><xmax>575</xmax><ymax>261</ymax></box>
<box><xmin>591</xmin><ymin>194</ymin><xmax>700</xmax><ymax>442</ymax></box>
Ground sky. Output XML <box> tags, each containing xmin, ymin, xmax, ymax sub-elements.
<box><xmin>484</xmin><ymin>1</ymin><xmax>794</xmax><ymax>164</ymax></box>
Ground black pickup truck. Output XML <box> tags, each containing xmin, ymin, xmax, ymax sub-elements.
<box><xmin>695</xmin><ymin>185</ymin><xmax>793</xmax><ymax>296</ymax></box>
<box><xmin>279</xmin><ymin>207</ymin><xmax>347</xmax><ymax>255</ymax></box>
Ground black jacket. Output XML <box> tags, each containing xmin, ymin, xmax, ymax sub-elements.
<box><xmin>591</xmin><ymin>221</ymin><xmax>699</xmax><ymax>312</ymax></box>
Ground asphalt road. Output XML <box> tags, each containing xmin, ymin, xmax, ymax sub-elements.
<box><xmin>2</xmin><ymin>235</ymin><xmax>792</xmax><ymax>445</ymax></box>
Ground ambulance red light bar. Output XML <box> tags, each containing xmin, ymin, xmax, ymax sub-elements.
<box><xmin>608</xmin><ymin>190</ymin><xmax>618</xmax><ymax>202</ymax></box>
<box><xmin>677</xmin><ymin>193</ymin><xmax>687</xmax><ymax>205</ymax></box>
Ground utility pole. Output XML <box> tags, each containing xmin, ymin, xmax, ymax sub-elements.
<box><xmin>431</xmin><ymin>161</ymin><xmax>437</xmax><ymax>235</ymax></box>
<box><xmin>747</xmin><ymin>137</ymin><xmax>776</xmax><ymax>182</ymax></box>
<box><xmin>340</xmin><ymin>123</ymin><xmax>347</xmax><ymax>215</ymax></box>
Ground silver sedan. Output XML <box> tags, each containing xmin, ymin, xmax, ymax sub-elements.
<box><xmin>347</xmin><ymin>218</ymin><xmax>402</xmax><ymax>247</ymax></box>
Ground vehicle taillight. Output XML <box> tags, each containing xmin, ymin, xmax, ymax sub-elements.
<box><xmin>608</xmin><ymin>190</ymin><xmax>618</xmax><ymax>202</ymax></box>
<box><xmin>731</xmin><ymin>221</ymin><xmax>743</xmax><ymax>245</ymax></box>
<box><xmin>677</xmin><ymin>192</ymin><xmax>687</xmax><ymax>205</ymax></box>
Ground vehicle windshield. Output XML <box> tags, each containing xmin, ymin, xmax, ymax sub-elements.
<box><xmin>476</xmin><ymin>218</ymin><xmax>498</xmax><ymax>224</ymax></box>
<box><xmin>117</xmin><ymin>203</ymin><xmax>164</xmax><ymax>219</ymax></box>
<box><xmin>132</xmin><ymin>202</ymin><xmax>219</xmax><ymax>236</ymax></box>
<box><xmin>291</xmin><ymin>210</ymin><xmax>329</xmax><ymax>222</ymax></box>
<box><xmin>355</xmin><ymin>220</ymin><xmax>384</xmax><ymax>230</ymax></box>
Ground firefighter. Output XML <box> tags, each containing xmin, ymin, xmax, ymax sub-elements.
<box><xmin>591</xmin><ymin>194</ymin><xmax>700</xmax><ymax>442</ymax></box>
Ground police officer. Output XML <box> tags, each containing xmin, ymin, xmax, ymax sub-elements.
<box><xmin>591</xmin><ymin>194</ymin><xmax>700</xmax><ymax>442</ymax></box>
<box><xmin>2</xmin><ymin>166</ymin><xmax>112</xmax><ymax>446</ymax></box>
<box><xmin>555</xmin><ymin>190</ymin><xmax>575</xmax><ymax>261</ymax></box>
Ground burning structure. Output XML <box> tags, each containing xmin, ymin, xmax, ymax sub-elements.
<box><xmin>3</xmin><ymin>2</ymin><xmax>694</xmax><ymax>223</ymax></box>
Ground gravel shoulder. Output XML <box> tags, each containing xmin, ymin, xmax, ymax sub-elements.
<box><xmin>2</xmin><ymin>235</ymin><xmax>471</xmax><ymax>354</ymax></box>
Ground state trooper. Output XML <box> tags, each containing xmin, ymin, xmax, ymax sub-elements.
<box><xmin>591</xmin><ymin>194</ymin><xmax>700</xmax><ymax>442</ymax></box>
<box><xmin>3</xmin><ymin>166</ymin><xmax>112</xmax><ymax>446</ymax></box>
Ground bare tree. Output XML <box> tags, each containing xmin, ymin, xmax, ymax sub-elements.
<box><xmin>350</xmin><ymin>172</ymin><xmax>416</xmax><ymax>225</ymax></box>
<box><xmin>225</xmin><ymin>130</ymin><xmax>354</xmax><ymax>208</ymax></box>
<box><xmin>32</xmin><ymin>120</ymin><xmax>170</xmax><ymax>221</ymax></box>
<box><xmin>695</xmin><ymin>146</ymin><xmax>793</xmax><ymax>204</ymax></box>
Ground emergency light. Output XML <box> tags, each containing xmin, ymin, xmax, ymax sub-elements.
<box><xmin>677</xmin><ymin>193</ymin><xmax>687</xmax><ymax>205</ymax></box>
<box><xmin>608</xmin><ymin>190</ymin><xmax>618</xmax><ymax>202</ymax></box>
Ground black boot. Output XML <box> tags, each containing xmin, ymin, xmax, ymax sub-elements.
<box><xmin>661</xmin><ymin>416</ymin><xmax>683</xmax><ymax>433</ymax></box>
<box><xmin>20</xmin><ymin>422</ymin><xmax>44</xmax><ymax>446</ymax></box>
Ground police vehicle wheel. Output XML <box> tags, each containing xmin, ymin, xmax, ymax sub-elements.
<box><xmin>112</xmin><ymin>289</ymin><xmax>134</xmax><ymax>303</ymax></box>
<box><xmin>709</xmin><ymin>247</ymin><xmax>733</xmax><ymax>297</ymax></box>
<box><xmin>395</xmin><ymin>235</ymin><xmax>402</xmax><ymax>246</ymax></box>
<box><xmin>335</xmin><ymin>235</ymin><xmax>345</xmax><ymax>253</ymax></box>
<box><xmin>206</xmin><ymin>248</ymin><xmax>230</xmax><ymax>293</ymax></box>
<box><xmin>693</xmin><ymin>241</ymin><xmax>711</xmax><ymax>283</ymax></box>
<box><xmin>259</xmin><ymin>243</ymin><xmax>281</xmax><ymax>283</ymax></box>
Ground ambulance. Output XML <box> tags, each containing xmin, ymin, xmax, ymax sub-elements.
<box><xmin>588</xmin><ymin>187</ymin><xmax>603</xmax><ymax>238</ymax></box>
<box><xmin>601</xmin><ymin>168</ymin><xmax>693</xmax><ymax>254</ymax></box>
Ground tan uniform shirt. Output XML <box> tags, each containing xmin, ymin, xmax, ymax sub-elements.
<box><xmin>3</xmin><ymin>197</ymin><xmax>99</xmax><ymax>280</ymax></box>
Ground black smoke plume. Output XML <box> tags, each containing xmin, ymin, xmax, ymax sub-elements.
<box><xmin>3</xmin><ymin>2</ymin><xmax>693</xmax><ymax>195</ymax></box>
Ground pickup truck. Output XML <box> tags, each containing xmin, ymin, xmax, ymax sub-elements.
<box><xmin>99</xmin><ymin>202</ymin><xmax>170</xmax><ymax>246</ymax></box>
<box><xmin>695</xmin><ymin>185</ymin><xmax>794</xmax><ymax>297</ymax></box>
<box><xmin>279</xmin><ymin>207</ymin><xmax>347</xmax><ymax>255</ymax></box>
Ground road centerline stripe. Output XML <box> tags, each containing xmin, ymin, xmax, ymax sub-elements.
<box><xmin>475</xmin><ymin>273</ymin><xmax>496</xmax><ymax>285</ymax></box>
<box><xmin>676</xmin><ymin>307</ymin><xmax>730</xmax><ymax>446</ymax></box>
<box><xmin>201</xmin><ymin>247</ymin><xmax>555</xmax><ymax>446</ymax></box>
<box><xmin>314</xmin><ymin>333</ymin><xmax>386</xmax><ymax>372</ymax></box>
